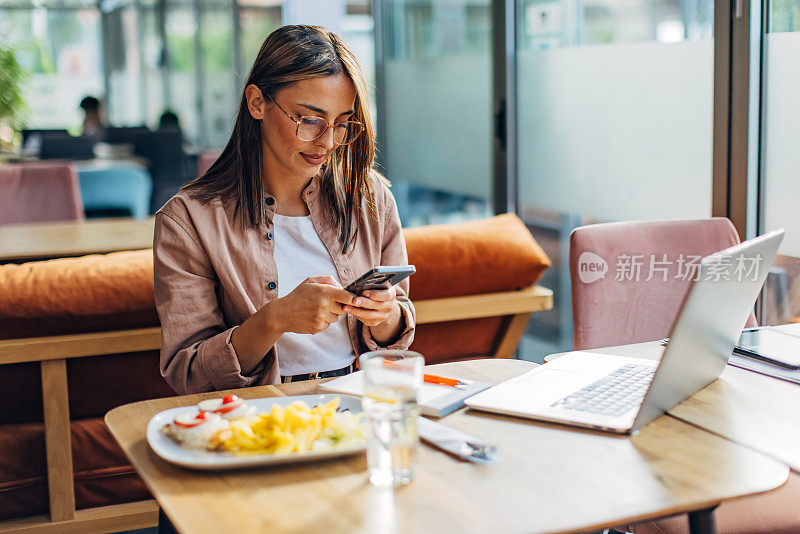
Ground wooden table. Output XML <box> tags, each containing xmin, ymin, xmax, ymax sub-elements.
<box><xmin>667</xmin><ymin>322</ymin><xmax>800</xmax><ymax>472</ymax></box>
<box><xmin>0</xmin><ymin>217</ymin><xmax>155</xmax><ymax>263</ymax></box>
<box><xmin>105</xmin><ymin>359</ymin><xmax>788</xmax><ymax>534</ymax></box>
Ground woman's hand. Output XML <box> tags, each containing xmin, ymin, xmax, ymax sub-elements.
<box><xmin>344</xmin><ymin>286</ymin><xmax>404</xmax><ymax>345</ymax></box>
<box><xmin>274</xmin><ymin>275</ymin><xmax>355</xmax><ymax>335</ymax></box>
<box><xmin>231</xmin><ymin>276</ymin><xmax>354</xmax><ymax>374</ymax></box>
<box><xmin>343</xmin><ymin>286</ymin><xmax>398</xmax><ymax>327</ymax></box>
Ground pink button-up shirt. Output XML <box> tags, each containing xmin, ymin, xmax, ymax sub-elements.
<box><xmin>153</xmin><ymin>175</ymin><xmax>415</xmax><ymax>394</ymax></box>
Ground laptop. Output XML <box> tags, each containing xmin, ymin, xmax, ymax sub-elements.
<box><xmin>465</xmin><ymin>229</ymin><xmax>785</xmax><ymax>434</ymax></box>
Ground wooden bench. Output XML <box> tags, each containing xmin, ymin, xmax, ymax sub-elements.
<box><xmin>0</xmin><ymin>284</ymin><xmax>552</xmax><ymax>534</ymax></box>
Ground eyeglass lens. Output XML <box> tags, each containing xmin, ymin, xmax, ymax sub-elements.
<box><xmin>297</xmin><ymin>117</ymin><xmax>362</xmax><ymax>145</ymax></box>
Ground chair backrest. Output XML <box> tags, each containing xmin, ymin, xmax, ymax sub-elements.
<box><xmin>105</xmin><ymin>125</ymin><xmax>150</xmax><ymax>145</ymax></box>
<box><xmin>39</xmin><ymin>135</ymin><xmax>95</xmax><ymax>160</ymax></box>
<box><xmin>21</xmin><ymin>129</ymin><xmax>69</xmax><ymax>146</ymax></box>
<box><xmin>134</xmin><ymin>130</ymin><xmax>189</xmax><ymax>212</ymax></box>
<box><xmin>77</xmin><ymin>166</ymin><xmax>153</xmax><ymax>219</ymax></box>
<box><xmin>0</xmin><ymin>162</ymin><xmax>84</xmax><ymax>225</ymax></box>
<box><xmin>133</xmin><ymin>130</ymin><xmax>185</xmax><ymax>167</ymax></box>
<box><xmin>570</xmin><ymin>218</ymin><xmax>757</xmax><ymax>350</ymax></box>
<box><xmin>197</xmin><ymin>149</ymin><xmax>222</xmax><ymax>177</ymax></box>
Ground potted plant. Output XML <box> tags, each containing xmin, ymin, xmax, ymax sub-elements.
<box><xmin>0</xmin><ymin>46</ymin><xmax>26</xmax><ymax>152</ymax></box>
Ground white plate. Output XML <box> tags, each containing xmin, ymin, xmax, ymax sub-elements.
<box><xmin>146</xmin><ymin>394</ymin><xmax>366</xmax><ymax>470</ymax></box>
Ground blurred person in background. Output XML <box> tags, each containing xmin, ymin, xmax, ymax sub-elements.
<box><xmin>158</xmin><ymin>110</ymin><xmax>182</xmax><ymax>133</ymax></box>
<box><xmin>79</xmin><ymin>96</ymin><xmax>106</xmax><ymax>141</ymax></box>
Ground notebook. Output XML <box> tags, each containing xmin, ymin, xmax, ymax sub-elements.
<box><xmin>729</xmin><ymin>326</ymin><xmax>800</xmax><ymax>385</ymax></box>
<box><xmin>319</xmin><ymin>370</ymin><xmax>490</xmax><ymax>418</ymax></box>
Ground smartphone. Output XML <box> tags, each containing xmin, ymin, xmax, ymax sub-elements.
<box><xmin>734</xmin><ymin>329</ymin><xmax>800</xmax><ymax>369</ymax></box>
<box><xmin>345</xmin><ymin>265</ymin><xmax>415</xmax><ymax>295</ymax></box>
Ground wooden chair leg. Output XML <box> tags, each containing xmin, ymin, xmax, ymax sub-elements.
<box><xmin>494</xmin><ymin>312</ymin><xmax>533</xmax><ymax>358</ymax></box>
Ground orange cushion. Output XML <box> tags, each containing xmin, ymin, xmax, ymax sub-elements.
<box><xmin>0</xmin><ymin>418</ymin><xmax>151</xmax><ymax>521</ymax></box>
<box><xmin>0</xmin><ymin>214</ymin><xmax>550</xmax><ymax>319</ymax></box>
<box><xmin>404</xmin><ymin>213</ymin><xmax>551</xmax><ymax>300</ymax></box>
<box><xmin>0</xmin><ymin>249</ymin><xmax>154</xmax><ymax>318</ymax></box>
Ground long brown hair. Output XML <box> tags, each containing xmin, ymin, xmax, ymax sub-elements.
<box><xmin>182</xmin><ymin>25</ymin><xmax>379</xmax><ymax>252</ymax></box>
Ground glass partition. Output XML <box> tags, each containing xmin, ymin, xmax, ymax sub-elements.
<box><xmin>201</xmin><ymin>0</ymin><xmax>236</xmax><ymax>148</ymax></box>
<box><xmin>0</xmin><ymin>4</ymin><xmax>104</xmax><ymax>130</ymax></box>
<box><xmin>516</xmin><ymin>0</ymin><xmax>715</xmax><ymax>360</ymax></box>
<box><xmin>379</xmin><ymin>0</ymin><xmax>492</xmax><ymax>227</ymax></box>
<box><xmin>760</xmin><ymin>1</ymin><xmax>800</xmax><ymax>325</ymax></box>
<box><xmin>105</xmin><ymin>3</ymin><xmax>146</xmax><ymax>126</ymax></box>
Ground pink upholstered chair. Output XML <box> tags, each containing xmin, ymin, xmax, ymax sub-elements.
<box><xmin>196</xmin><ymin>150</ymin><xmax>222</xmax><ymax>178</ymax></box>
<box><xmin>0</xmin><ymin>162</ymin><xmax>84</xmax><ymax>225</ymax></box>
<box><xmin>569</xmin><ymin>218</ymin><xmax>799</xmax><ymax>534</ymax></box>
<box><xmin>570</xmin><ymin>217</ymin><xmax>756</xmax><ymax>350</ymax></box>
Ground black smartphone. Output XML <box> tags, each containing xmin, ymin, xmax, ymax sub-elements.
<box><xmin>345</xmin><ymin>265</ymin><xmax>416</xmax><ymax>295</ymax></box>
<box><xmin>734</xmin><ymin>329</ymin><xmax>800</xmax><ymax>370</ymax></box>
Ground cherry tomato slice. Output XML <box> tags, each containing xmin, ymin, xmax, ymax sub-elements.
<box><xmin>173</xmin><ymin>410</ymin><xmax>208</xmax><ymax>428</ymax></box>
<box><xmin>215</xmin><ymin>399</ymin><xmax>244</xmax><ymax>414</ymax></box>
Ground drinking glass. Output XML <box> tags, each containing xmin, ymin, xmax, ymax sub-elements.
<box><xmin>359</xmin><ymin>350</ymin><xmax>424</xmax><ymax>487</ymax></box>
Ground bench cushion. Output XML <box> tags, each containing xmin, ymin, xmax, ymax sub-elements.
<box><xmin>0</xmin><ymin>418</ymin><xmax>151</xmax><ymax>521</ymax></box>
<box><xmin>0</xmin><ymin>249</ymin><xmax>154</xmax><ymax>320</ymax></box>
<box><xmin>404</xmin><ymin>213</ymin><xmax>550</xmax><ymax>300</ymax></box>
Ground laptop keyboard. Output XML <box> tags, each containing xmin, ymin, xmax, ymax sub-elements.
<box><xmin>550</xmin><ymin>364</ymin><xmax>656</xmax><ymax>417</ymax></box>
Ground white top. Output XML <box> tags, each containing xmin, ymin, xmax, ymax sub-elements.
<box><xmin>272</xmin><ymin>213</ymin><xmax>355</xmax><ymax>376</ymax></box>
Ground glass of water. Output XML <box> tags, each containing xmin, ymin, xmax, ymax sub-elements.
<box><xmin>359</xmin><ymin>350</ymin><xmax>424</xmax><ymax>487</ymax></box>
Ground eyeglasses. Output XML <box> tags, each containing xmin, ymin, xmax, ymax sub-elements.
<box><xmin>266</xmin><ymin>94</ymin><xmax>364</xmax><ymax>145</ymax></box>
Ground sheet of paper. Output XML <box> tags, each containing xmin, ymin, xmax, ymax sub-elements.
<box><xmin>321</xmin><ymin>370</ymin><xmax>457</xmax><ymax>403</ymax></box>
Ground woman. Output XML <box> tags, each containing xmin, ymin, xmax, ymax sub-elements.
<box><xmin>154</xmin><ymin>25</ymin><xmax>415</xmax><ymax>394</ymax></box>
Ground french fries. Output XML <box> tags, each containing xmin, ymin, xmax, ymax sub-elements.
<box><xmin>210</xmin><ymin>398</ymin><xmax>366</xmax><ymax>456</ymax></box>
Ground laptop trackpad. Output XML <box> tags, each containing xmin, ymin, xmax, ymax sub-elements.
<box><xmin>527</xmin><ymin>369</ymin><xmax>594</xmax><ymax>400</ymax></box>
<box><xmin>487</xmin><ymin>368</ymin><xmax>596</xmax><ymax>407</ymax></box>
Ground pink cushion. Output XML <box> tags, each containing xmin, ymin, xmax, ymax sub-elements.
<box><xmin>196</xmin><ymin>150</ymin><xmax>221</xmax><ymax>177</ymax></box>
<box><xmin>569</xmin><ymin>218</ymin><xmax>757</xmax><ymax>350</ymax></box>
<box><xmin>0</xmin><ymin>162</ymin><xmax>84</xmax><ymax>225</ymax></box>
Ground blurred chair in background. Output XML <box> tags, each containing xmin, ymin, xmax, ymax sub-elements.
<box><xmin>105</xmin><ymin>126</ymin><xmax>150</xmax><ymax>145</ymax></box>
<box><xmin>0</xmin><ymin>162</ymin><xmax>84</xmax><ymax>224</ymax></box>
<box><xmin>133</xmin><ymin>130</ymin><xmax>191</xmax><ymax>213</ymax></box>
<box><xmin>764</xmin><ymin>255</ymin><xmax>800</xmax><ymax>324</ymax></box>
<box><xmin>196</xmin><ymin>149</ymin><xmax>222</xmax><ymax>178</ymax></box>
<box><xmin>38</xmin><ymin>135</ymin><xmax>95</xmax><ymax>160</ymax></box>
<box><xmin>20</xmin><ymin>129</ymin><xmax>71</xmax><ymax>157</ymax></box>
<box><xmin>78</xmin><ymin>166</ymin><xmax>153</xmax><ymax>220</ymax></box>
<box><xmin>21</xmin><ymin>128</ymin><xmax>69</xmax><ymax>146</ymax></box>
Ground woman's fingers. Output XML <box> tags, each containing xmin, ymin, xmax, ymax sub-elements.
<box><xmin>322</xmin><ymin>285</ymin><xmax>356</xmax><ymax>306</ymax></box>
<box><xmin>347</xmin><ymin>286</ymin><xmax>397</xmax><ymax>311</ymax></box>
<box><xmin>345</xmin><ymin>306</ymin><xmax>388</xmax><ymax>326</ymax></box>
<box><xmin>307</xmin><ymin>275</ymin><xmax>342</xmax><ymax>288</ymax></box>
<box><xmin>362</xmin><ymin>286</ymin><xmax>396</xmax><ymax>302</ymax></box>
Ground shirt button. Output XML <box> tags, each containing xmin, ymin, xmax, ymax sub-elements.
<box><xmin>265</xmin><ymin>197</ymin><xmax>275</xmax><ymax>206</ymax></box>
<box><xmin>266</xmin><ymin>232</ymin><xmax>273</xmax><ymax>240</ymax></box>
<box><xmin>268</xmin><ymin>281</ymin><xmax>277</xmax><ymax>290</ymax></box>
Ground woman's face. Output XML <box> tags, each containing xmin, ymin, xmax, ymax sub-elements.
<box><xmin>258</xmin><ymin>73</ymin><xmax>357</xmax><ymax>184</ymax></box>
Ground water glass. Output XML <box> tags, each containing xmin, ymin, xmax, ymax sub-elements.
<box><xmin>359</xmin><ymin>350</ymin><xmax>424</xmax><ymax>487</ymax></box>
